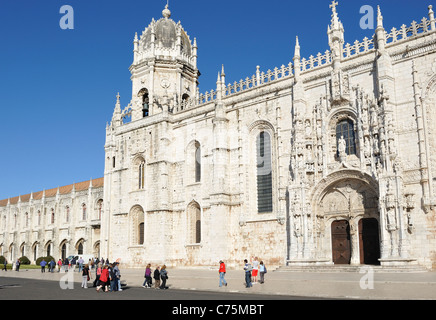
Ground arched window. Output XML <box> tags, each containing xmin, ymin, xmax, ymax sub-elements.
<box><xmin>78</xmin><ymin>242</ymin><xmax>83</xmax><ymax>255</ymax></box>
<box><xmin>187</xmin><ymin>202</ymin><xmax>201</xmax><ymax>244</ymax></box>
<box><xmin>195</xmin><ymin>143</ymin><xmax>201</xmax><ymax>183</ymax></box>
<box><xmin>336</xmin><ymin>119</ymin><xmax>356</xmax><ymax>156</ymax></box>
<box><xmin>82</xmin><ymin>204</ymin><xmax>87</xmax><ymax>220</ymax></box>
<box><xmin>141</xmin><ymin>89</ymin><xmax>149</xmax><ymax>117</ymax></box>
<box><xmin>129</xmin><ymin>205</ymin><xmax>144</xmax><ymax>246</ymax></box>
<box><xmin>51</xmin><ymin>209</ymin><xmax>55</xmax><ymax>224</ymax></box>
<box><xmin>65</xmin><ymin>206</ymin><xmax>70</xmax><ymax>223</ymax></box>
<box><xmin>181</xmin><ymin>93</ymin><xmax>190</xmax><ymax>110</ymax></box>
<box><xmin>139</xmin><ymin>161</ymin><xmax>145</xmax><ymax>189</ymax></box>
<box><xmin>61</xmin><ymin>243</ymin><xmax>67</xmax><ymax>260</ymax></box>
<box><xmin>97</xmin><ymin>200</ymin><xmax>103</xmax><ymax>220</ymax></box>
<box><xmin>256</xmin><ymin>131</ymin><xmax>273</xmax><ymax>213</ymax></box>
<box><xmin>139</xmin><ymin>222</ymin><xmax>144</xmax><ymax>245</ymax></box>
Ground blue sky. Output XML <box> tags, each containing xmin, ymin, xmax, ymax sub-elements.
<box><xmin>0</xmin><ymin>0</ymin><xmax>429</xmax><ymax>200</ymax></box>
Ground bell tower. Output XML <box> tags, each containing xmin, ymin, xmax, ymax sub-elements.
<box><xmin>129</xmin><ymin>4</ymin><xmax>200</xmax><ymax>120</ymax></box>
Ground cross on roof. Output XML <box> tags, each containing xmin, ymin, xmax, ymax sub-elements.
<box><xmin>330</xmin><ymin>0</ymin><xmax>338</xmax><ymax>13</ymax></box>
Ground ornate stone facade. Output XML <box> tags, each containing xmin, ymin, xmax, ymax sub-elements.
<box><xmin>3</xmin><ymin>2</ymin><xmax>436</xmax><ymax>270</ymax></box>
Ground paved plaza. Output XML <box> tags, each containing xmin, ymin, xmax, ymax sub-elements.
<box><xmin>1</xmin><ymin>266</ymin><xmax>435</xmax><ymax>300</ymax></box>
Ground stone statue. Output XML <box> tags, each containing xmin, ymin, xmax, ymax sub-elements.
<box><xmin>338</xmin><ymin>135</ymin><xmax>347</xmax><ymax>162</ymax></box>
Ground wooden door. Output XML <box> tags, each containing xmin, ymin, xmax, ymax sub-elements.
<box><xmin>331</xmin><ymin>220</ymin><xmax>351</xmax><ymax>264</ymax></box>
<box><xmin>359</xmin><ymin>218</ymin><xmax>380</xmax><ymax>265</ymax></box>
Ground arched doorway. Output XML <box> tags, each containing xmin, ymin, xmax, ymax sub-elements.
<box><xmin>313</xmin><ymin>171</ymin><xmax>380</xmax><ymax>265</ymax></box>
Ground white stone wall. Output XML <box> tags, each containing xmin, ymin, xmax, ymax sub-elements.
<box><xmin>0</xmin><ymin>182</ymin><xmax>103</xmax><ymax>263</ymax></box>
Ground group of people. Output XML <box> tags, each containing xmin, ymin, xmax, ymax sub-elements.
<box><xmin>142</xmin><ymin>264</ymin><xmax>169</xmax><ymax>289</ymax></box>
<box><xmin>243</xmin><ymin>257</ymin><xmax>267</xmax><ymax>288</ymax></box>
<box><xmin>5</xmin><ymin>255</ymin><xmax>269</xmax><ymax>291</ymax></box>
<box><xmin>218</xmin><ymin>257</ymin><xmax>267</xmax><ymax>289</ymax></box>
<box><xmin>94</xmin><ymin>262</ymin><xmax>122</xmax><ymax>292</ymax></box>
<box><xmin>39</xmin><ymin>259</ymin><xmax>56</xmax><ymax>272</ymax></box>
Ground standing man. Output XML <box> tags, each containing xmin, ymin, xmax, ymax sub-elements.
<box><xmin>78</xmin><ymin>256</ymin><xmax>84</xmax><ymax>272</ymax></box>
<box><xmin>2</xmin><ymin>258</ymin><xmax>7</xmax><ymax>271</ymax></box>
<box><xmin>219</xmin><ymin>260</ymin><xmax>228</xmax><ymax>287</ymax></box>
<box><xmin>243</xmin><ymin>259</ymin><xmax>252</xmax><ymax>288</ymax></box>
<box><xmin>40</xmin><ymin>259</ymin><xmax>47</xmax><ymax>273</ymax></box>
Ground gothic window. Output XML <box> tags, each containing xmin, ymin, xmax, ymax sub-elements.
<box><xmin>187</xmin><ymin>202</ymin><xmax>201</xmax><ymax>244</ymax></box>
<box><xmin>336</xmin><ymin>119</ymin><xmax>356</xmax><ymax>156</ymax></box>
<box><xmin>82</xmin><ymin>204</ymin><xmax>87</xmax><ymax>220</ymax></box>
<box><xmin>66</xmin><ymin>206</ymin><xmax>70</xmax><ymax>223</ymax></box>
<box><xmin>139</xmin><ymin>222</ymin><xmax>144</xmax><ymax>245</ymax></box>
<box><xmin>97</xmin><ymin>200</ymin><xmax>103</xmax><ymax>220</ymax></box>
<box><xmin>78</xmin><ymin>242</ymin><xmax>84</xmax><ymax>255</ymax></box>
<box><xmin>195</xmin><ymin>143</ymin><xmax>201</xmax><ymax>183</ymax></box>
<box><xmin>61</xmin><ymin>243</ymin><xmax>67</xmax><ymax>260</ymax></box>
<box><xmin>129</xmin><ymin>205</ymin><xmax>144</xmax><ymax>246</ymax></box>
<box><xmin>51</xmin><ymin>209</ymin><xmax>55</xmax><ymax>224</ymax></box>
<box><xmin>181</xmin><ymin>93</ymin><xmax>190</xmax><ymax>110</ymax></box>
<box><xmin>139</xmin><ymin>88</ymin><xmax>149</xmax><ymax>117</ymax></box>
<box><xmin>139</xmin><ymin>161</ymin><xmax>145</xmax><ymax>189</ymax></box>
<box><xmin>38</xmin><ymin>210</ymin><xmax>41</xmax><ymax>225</ymax></box>
<box><xmin>256</xmin><ymin>131</ymin><xmax>273</xmax><ymax>213</ymax></box>
<box><xmin>25</xmin><ymin>212</ymin><xmax>29</xmax><ymax>228</ymax></box>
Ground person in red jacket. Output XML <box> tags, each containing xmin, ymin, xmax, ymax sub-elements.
<box><xmin>96</xmin><ymin>265</ymin><xmax>109</xmax><ymax>292</ymax></box>
<box><xmin>219</xmin><ymin>260</ymin><xmax>227</xmax><ymax>287</ymax></box>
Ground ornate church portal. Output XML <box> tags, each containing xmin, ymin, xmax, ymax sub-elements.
<box><xmin>319</xmin><ymin>177</ymin><xmax>380</xmax><ymax>265</ymax></box>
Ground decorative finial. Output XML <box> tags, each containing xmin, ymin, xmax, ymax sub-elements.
<box><xmin>330</xmin><ymin>0</ymin><xmax>338</xmax><ymax>13</ymax></box>
<box><xmin>294</xmin><ymin>36</ymin><xmax>300</xmax><ymax>59</ymax></box>
<box><xmin>377</xmin><ymin>5</ymin><xmax>383</xmax><ymax>28</ymax></box>
<box><xmin>162</xmin><ymin>3</ymin><xmax>171</xmax><ymax>19</ymax></box>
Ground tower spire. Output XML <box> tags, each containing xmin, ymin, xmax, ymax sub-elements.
<box><xmin>376</xmin><ymin>5</ymin><xmax>386</xmax><ymax>52</ymax></box>
<box><xmin>327</xmin><ymin>0</ymin><xmax>344</xmax><ymax>71</ymax></box>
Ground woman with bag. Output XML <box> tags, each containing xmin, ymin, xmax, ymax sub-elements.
<box><xmin>159</xmin><ymin>265</ymin><xmax>169</xmax><ymax>289</ymax></box>
<box><xmin>81</xmin><ymin>264</ymin><xmax>91</xmax><ymax>289</ymax></box>
<box><xmin>143</xmin><ymin>263</ymin><xmax>152</xmax><ymax>288</ymax></box>
<box><xmin>259</xmin><ymin>261</ymin><xmax>267</xmax><ymax>284</ymax></box>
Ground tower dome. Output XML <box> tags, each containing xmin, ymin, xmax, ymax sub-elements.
<box><xmin>128</xmin><ymin>4</ymin><xmax>200</xmax><ymax>121</ymax></box>
<box><xmin>135</xmin><ymin>4</ymin><xmax>194</xmax><ymax>63</ymax></box>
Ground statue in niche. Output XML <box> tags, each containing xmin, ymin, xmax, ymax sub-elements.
<box><xmin>338</xmin><ymin>136</ymin><xmax>346</xmax><ymax>153</ymax></box>
<box><xmin>370</xmin><ymin>106</ymin><xmax>378</xmax><ymax>128</ymax></box>
<box><xmin>364</xmin><ymin>137</ymin><xmax>371</xmax><ymax>158</ymax></box>
<box><xmin>305</xmin><ymin>120</ymin><xmax>312</xmax><ymax>137</ymax></box>
<box><xmin>386</xmin><ymin>207</ymin><xmax>397</xmax><ymax>231</ymax></box>
<box><xmin>338</xmin><ymin>135</ymin><xmax>347</xmax><ymax>162</ymax></box>
<box><xmin>317</xmin><ymin>145</ymin><xmax>323</xmax><ymax>165</ymax></box>
<box><xmin>306</xmin><ymin>145</ymin><xmax>313</xmax><ymax>161</ymax></box>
